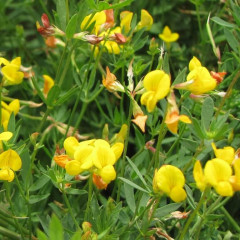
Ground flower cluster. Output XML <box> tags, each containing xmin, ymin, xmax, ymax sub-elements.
<box><xmin>194</xmin><ymin>143</ymin><xmax>240</xmax><ymax>196</ymax></box>
<box><xmin>55</xmin><ymin>136</ymin><xmax>124</xmax><ymax>189</ymax></box>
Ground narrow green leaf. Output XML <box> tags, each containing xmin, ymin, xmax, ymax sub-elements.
<box><xmin>56</xmin><ymin>0</ymin><xmax>66</xmax><ymax>30</ymax></box>
<box><xmin>118</xmin><ymin>177</ymin><xmax>149</xmax><ymax>193</ymax></box>
<box><xmin>65</xmin><ymin>188</ymin><xmax>88</xmax><ymax>195</ymax></box>
<box><xmin>154</xmin><ymin>203</ymin><xmax>182</xmax><ymax>218</ymax></box>
<box><xmin>66</xmin><ymin>14</ymin><xmax>78</xmax><ymax>39</ymax></box>
<box><xmin>162</xmin><ymin>53</ymin><xmax>170</xmax><ymax>74</ymax></box>
<box><xmin>201</xmin><ymin>97</ymin><xmax>214</xmax><ymax>130</ymax></box>
<box><xmin>126</xmin><ymin>157</ymin><xmax>149</xmax><ymax>190</ymax></box>
<box><xmin>71</xmin><ymin>231</ymin><xmax>83</xmax><ymax>240</ymax></box>
<box><xmin>55</xmin><ymin>87</ymin><xmax>78</xmax><ymax>105</ymax></box>
<box><xmin>86</xmin><ymin>0</ymin><xmax>97</xmax><ymax>10</ymax></box>
<box><xmin>124</xmin><ymin>182</ymin><xmax>136</xmax><ymax>213</ymax></box>
<box><xmin>31</xmin><ymin>76</ymin><xmax>46</xmax><ymax>104</ymax></box>
<box><xmin>172</xmin><ymin>67</ymin><xmax>187</xmax><ymax>85</ymax></box>
<box><xmin>49</xmin><ymin>214</ymin><xmax>63</xmax><ymax>240</ymax></box>
<box><xmin>29</xmin><ymin>175</ymin><xmax>50</xmax><ymax>192</ymax></box>
<box><xmin>211</xmin><ymin>16</ymin><xmax>236</xmax><ymax>28</ymax></box>
<box><xmin>47</xmin><ymin>85</ymin><xmax>61</xmax><ymax>107</ymax></box>
<box><xmin>29</xmin><ymin>194</ymin><xmax>50</xmax><ymax>204</ymax></box>
<box><xmin>20</xmin><ymin>150</ymin><xmax>31</xmax><ymax>189</ymax></box>
<box><xmin>190</xmin><ymin>117</ymin><xmax>206</xmax><ymax>139</ymax></box>
<box><xmin>224</xmin><ymin>28</ymin><xmax>239</xmax><ymax>52</ymax></box>
<box><xmin>98</xmin><ymin>0</ymin><xmax>134</xmax><ymax>10</ymax></box>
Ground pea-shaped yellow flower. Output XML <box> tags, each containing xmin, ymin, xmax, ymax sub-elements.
<box><xmin>141</xmin><ymin>70</ymin><xmax>171</xmax><ymax>112</ymax></box>
<box><xmin>0</xmin><ymin>149</ymin><xmax>22</xmax><ymax>182</ymax></box>
<box><xmin>43</xmin><ymin>75</ymin><xmax>54</xmax><ymax>96</ymax></box>
<box><xmin>137</xmin><ymin>9</ymin><xmax>153</xmax><ymax>31</ymax></box>
<box><xmin>153</xmin><ymin>165</ymin><xmax>187</xmax><ymax>202</ymax></box>
<box><xmin>193</xmin><ymin>160</ymin><xmax>207</xmax><ymax>192</ymax></box>
<box><xmin>175</xmin><ymin>57</ymin><xmax>217</xmax><ymax>95</ymax></box>
<box><xmin>0</xmin><ymin>57</ymin><xmax>24</xmax><ymax>85</ymax></box>
<box><xmin>120</xmin><ymin>11</ymin><xmax>133</xmax><ymax>34</ymax></box>
<box><xmin>204</xmin><ymin>158</ymin><xmax>233</xmax><ymax>196</ymax></box>
<box><xmin>159</xmin><ymin>26</ymin><xmax>179</xmax><ymax>43</ymax></box>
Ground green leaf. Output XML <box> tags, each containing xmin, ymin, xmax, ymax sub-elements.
<box><xmin>172</xmin><ymin>67</ymin><xmax>187</xmax><ymax>85</ymax></box>
<box><xmin>162</xmin><ymin>53</ymin><xmax>170</xmax><ymax>74</ymax></box>
<box><xmin>71</xmin><ymin>231</ymin><xmax>83</xmax><ymax>240</ymax></box>
<box><xmin>201</xmin><ymin>97</ymin><xmax>214</xmax><ymax>130</ymax></box>
<box><xmin>37</xmin><ymin>229</ymin><xmax>48</xmax><ymax>240</ymax></box>
<box><xmin>224</xmin><ymin>28</ymin><xmax>239</xmax><ymax>52</ymax></box>
<box><xmin>211</xmin><ymin>16</ymin><xmax>236</xmax><ymax>28</ymax></box>
<box><xmin>124</xmin><ymin>182</ymin><xmax>136</xmax><ymax>213</ymax></box>
<box><xmin>56</xmin><ymin>0</ymin><xmax>66</xmax><ymax>30</ymax></box>
<box><xmin>49</xmin><ymin>214</ymin><xmax>63</xmax><ymax>240</ymax></box>
<box><xmin>190</xmin><ymin>117</ymin><xmax>206</xmax><ymax>139</ymax></box>
<box><xmin>29</xmin><ymin>175</ymin><xmax>50</xmax><ymax>192</ymax></box>
<box><xmin>86</xmin><ymin>0</ymin><xmax>97</xmax><ymax>10</ymax></box>
<box><xmin>47</xmin><ymin>85</ymin><xmax>61</xmax><ymax>107</ymax></box>
<box><xmin>66</xmin><ymin>14</ymin><xmax>78</xmax><ymax>39</ymax></box>
<box><xmin>55</xmin><ymin>87</ymin><xmax>78</xmax><ymax>105</ymax></box>
<box><xmin>64</xmin><ymin>188</ymin><xmax>88</xmax><ymax>195</ymax></box>
<box><xmin>154</xmin><ymin>203</ymin><xmax>182</xmax><ymax>218</ymax></box>
<box><xmin>29</xmin><ymin>194</ymin><xmax>50</xmax><ymax>204</ymax></box>
<box><xmin>126</xmin><ymin>157</ymin><xmax>150</xmax><ymax>191</ymax></box>
<box><xmin>118</xmin><ymin>177</ymin><xmax>149</xmax><ymax>193</ymax></box>
<box><xmin>32</xmin><ymin>76</ymin><xmax>47</xmax><ymax>104</ymax></box>
<box><xmin>20</xmin><ymin>150</ymin><xmax>31</xmax><ymax>189</ymax></box>
<box><xmin>230</xmin><ymin>0</ymin><xmax>240</xmax><ymax>26</ymax></box>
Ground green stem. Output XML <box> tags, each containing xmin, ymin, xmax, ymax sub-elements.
<box><xmin>116</xmin><ymin>99</ymin><xmax>133</xmax><ymax>202</ymax></box>
<box><xmin>65</xmin><ymin>0</ymin><xmax>69</xmax><ymax>24</ymax></box>
<box><xmin>215</xmin><ymin>69</ymin><xmax>240</xmax><ymax>118</ymax></box>
<box><xmin>148</xmin><ymin>54</ymin><xmax>156</xmax><ymax>72</ymax></box>
<box><xmin>72</xmin><ymin>102</ymin><xmax>88</xmax><ymax>135</ymax></box>
<box><xmin>178</xmin><ymin>189</ymin><xmax>208</xmax><ymax>240</ymax></box>
<box><xmin>0</xmin><ymin>226</ymin><xmax>21</xmax><ymax>240</ymax></box>
<box><xmin>84</xmin><ymin>173</ymin><xmax>93</xmax><ymax>221</ymax></box>
<box><xmin>4</xmin><ymin>182</ymin><xmax>25</xmax><ymax>239</ymax></box>
<box><xmin>195</xmin><ymin>2</ymin><xmax>204</xmax><ymax>42</ymax></box>
<box><xmin>62</xmin><ymin>187</ymin><xmax>80</xmax><ymax>231</ymax></box>
<box><xmin>18</xmin><ymin>112</ymin><xmax>42</xmax><ymax>121</ymax></box>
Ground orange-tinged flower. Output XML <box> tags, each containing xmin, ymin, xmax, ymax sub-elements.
<box><xmin>174</xmin><ymin>57</ymin><xmax>217</xmax><ymax>95</ymax></box>
<box><xmin>141</xmin><ymin>70</ymin><xmax>171</xmax><ymax>112</ymax></box>
<box><xmin>153</xmin><ymin>165</ymin><xmax>187</xmax><ymax>202</ymax></box>
<box><xmin>165</xmin><ymin>91</ymin><xmax>191</xmax><ymax>134</ymax></box>
<box><xmin>93</xmin><ymin>173</ymin><xmax>108</xmax><ymax>190</ymax></box>
<box><xmin>0</xmin><ymin>149</ymin><xmax>22</xmax><ymax>182</ymax></box>
<box><xmin>210</xmin><ymin>71</ymin><xmax>227</xmax><ymax>84</ymax></box>
<box><xmin>43</xmin><ymin>75</ymin><xmax>54</xmax><ymax>95</ymax></box>
<box><xmin>102</xmin><ymin>67</ymin><xmax>124</xmax><ymax>92</ymax></box>
<box><xmin>159</xmin><ymin>26</ymin><xmax>179</xmax><ymax>43</ymax></box>
<box><xmin>54</xmin><ymin>155</ymin><xmax>71</xmax><ymax>168</ymax></box>
<box><xmin>104</xmin><ymin>9</ymin><xmax>115</xmax><ymax>29</ymax></box>
<box><xmin>211</xmin><ymin>142</ymin><xmax>235</xmax><ymax>164</ymax></box>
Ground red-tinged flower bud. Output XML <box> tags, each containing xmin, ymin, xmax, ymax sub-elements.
<box><xmin>84</xmin><ymin>35</ymin><xmax>104</xmax><ymax>45</ymax></box>
<box><xmin>41</xmin><ymin>13</ymin><xmax>50</xmax><ymax>28</ymax></box>
<box><xmin>109</xmin><ymin>33</ymin><xmax>126</xmax><ymax>44</ymax></box>
<box><xmin>92</xmin><ymin>173</ymin><xmax>108</xmax><ymax>190</ymax></box>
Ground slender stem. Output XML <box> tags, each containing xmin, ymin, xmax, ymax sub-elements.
<box><xmin>116</xmin><ymin>99</ymin><xmax>133</xmax><ymax>202</ymax></box>
<box><xmin>215</xmin><ymin>69</ymin><xmax>240</xmax><ymax>118</ymax></box>
<box><xmin>178</xmin><ymin>189</ymin><xmax>208</xmax><ymax>240</ymax></box>
<box><xmin>4</xmin><ymin>182</ymin><xmax>25</xmax><ymax>239</ymax></box>
<box><xmin>0</xmin><ymin>226</ymin><xmax>21</xmax><ymax>240</ymax></box>
<box><xmin>65</xmin><ymin>0</ymin><xmax>69</xmax><ymax>24</ymax></box>
<box><xmin>72</xmin><ymin>102</ymin><xmax>88</xmax><ymax>135</ymax></box>
<box><xmin>62</xmin><ymin>187</ymin><xmax>80</xmax><ymax>230</ymax></box>
<box><xmin>195</xmin><ymin>2</ymin><xmax>204</xmax><ymax>42</ymax></box>
<box><xmin>148</xmin><ymin>54</ymin><xmax>156</xmax><ymax>72</ymax></box>
<box><xmin>84</xmin><ymin>173</ymin><xmax>93</xmax><ymax>221</ymax></box>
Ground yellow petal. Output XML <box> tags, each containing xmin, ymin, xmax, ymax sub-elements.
<box><xmin>193</xmin><ymin>160</ymin><xmax>206</xmax><ymax>191</ymax></box>
<box><xmin>64</xmin><ymin>137</ymin><xmax>80</xmax><ymax>158</ymax></box>
<box><xmin>137</xmin><ymin>9</ymin><xmax>153</xmax><ymax>31</ymax></box>
<box><xmin>10</xmin><ymin>57</ymin><xmax>21</xmax><ymax>69</ymax></box>
<box><xmin>2</xmin><ymin>65</ymin><xmax>24</xmax><ymax>85</ymax></box>
<box><xmin>204</xmin><ymin>158</ymin><xmax>232</xmax><ymax>188</ymax></box>
<box><xmin>189</xmin><ymin>57</ymin><xmax>202</xmax><ymax>71</ymax></box>
<box><xmin>211</xmin><ymin>142</ymin><xmax>235</xmax><ymax>164</ymax></box>
<box><xmin>215</xmin><ymin>181</ymin><xmax>233</xmax><ymax>197</ymax></box>
<box><xmin>179</xmin><ymin>115</ymin><xmax>192</xmax><ymax>124</ymax></box>
<box><xmin>0</xmin><ymin>168</ymin><xmax>15</xmax><ymax>182</ymax></box>
<box><xmin>120</xmin><ymin>11</ymin><xmax>133</xmax><ymax>34</ymax></box>
<box><xmin>0</xmin><ymin>149</ymin><xmax>22</xmax><ymax>171</ymax></box>
<box><xmin>99</xmin><ymin>165</ymin><xmax>116</xmax><ymax>183</ymax></box>
<box><xmin>169</xmin><ymin>186</ymin><xmax>187</xmax><ymax>202</ymax></box>
<box><xmin>111</xmin><ymin>142</ymin><xmax>124</xmax><ymax>162</ymax></box>
<box><xmin>141</xmin><ymin>91</ymin><xmax>157</xmax><ymax>112</ymax></box>
<box><xmin>0</xmin><ymin>132</ymin><xmax>13</xmax><ymax>141</ymax></box>
<box><xmin>43</xmin><ymin>75</ymin><xmax>54</xmax><ymax>95</ymax></box>
<box><xmin>65</xmin><ymin>160</ymin><xmax>83</xmax><ymax>175</ymax></box>
<box><xmin>74</xmin><ymin>145</ymin><xmax>94</xmax><ymax>170</ymax></box>
<box><xmin>9</xmin><ymin>99</ymin><xmax>20</xmax><ymax>115</ymax></box>
<box><xmin>159</xmin><ymin>26</ymin><xmax>179</xmax><ymax>43</ymax></box>
<box><xmin>0</xmin><ymin>57</ymin><xmax>10</xmax><ymax>66</ymax></box>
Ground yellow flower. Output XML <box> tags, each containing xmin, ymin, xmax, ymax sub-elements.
<box><xmin>120</xmin><ymin>11</ymin><xmax>133</xmax><ymax>34</ymax></box>
<box><xmin>204</xmin><ymin>158</ymin><xmax>233</xmax><ymax>196</ymax></box>
<box><xmin>102</xmin><ymin>67</ymin><xmax>124</xmax><ymax>92</ymax></box>
<box><xmin>43</xmin><ymin>75</ymin><xmax>54</xmax><ymax>95</ymax></box>
<box><xmin>165</xmin><ymin>91</ymin><xmax>191</xmax><ymax>134</ymax></box>
<box><xmin>0</xmin><ymin>131</ymin><xmax>13</xmax><ymax>152</ymax></box>
<box><xmin>140</xmin><ymin>70</ymin><xmax>171</xmax><ymax>112</ymax></box>
<box><xmin>137</xmin><ymin>9</ymin><xmax>153</xmax><ymax>31</ymax></box>
<box><xmin>159</xmin><ymin>26</ymin><xmax>179</xmax><ymax>43</ymax></box>
<box><xmin>174</xmin><ymin>57</ymin><xmax>217</xmax><ymax>95</ymax></box>
<box><xmin>0</xmin><ymin>149</ymin><xmax>22</xmax><ymax>182</ymax></box>
<box><xmin>65</xmin><ymin>144</ymin><xmax>94</xmax><ymax>176</ymax></box>
<box><xmin>193</xmin><ymin>160</ymin><xmax>207</xmax><ymax>191</ymax></box>
<box><xmin>81</xmin><ymin>11</ymin><xmax>106</xmax><ymax>34</ymax></box>
<box><xmin>0</xmin><ymin>57</ymin><xmax>24</xmax><ymax>85</ymax></box>
<box><xmin>1</xmin><ymin>100</ymin><xmax>20</xmax><ymax>130</ymax></box>
<box><xmin>153</xmin><ymin>165</ymin><xmax>187</xmax><ymax>202</ymax></box>
<box><xmin>211</xmin><ymin>142</ymin><xmax>235</xmax><ymax>164</ymax></box>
